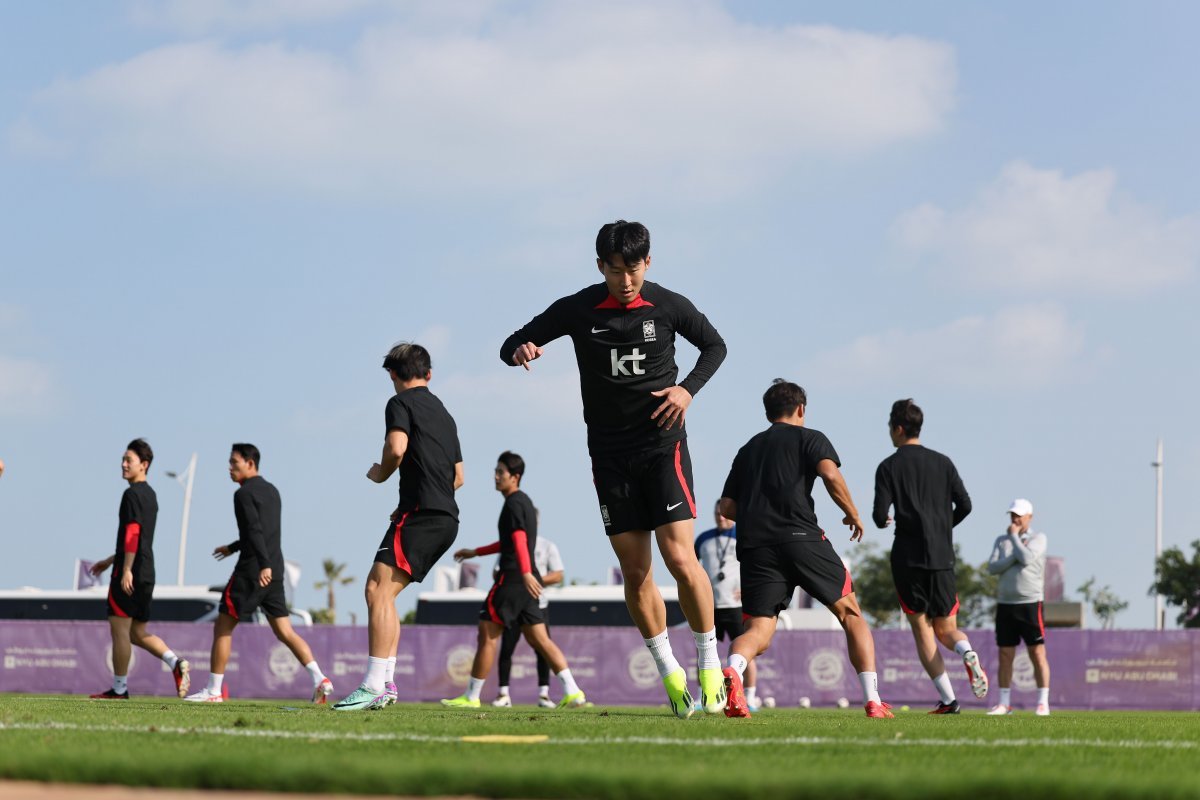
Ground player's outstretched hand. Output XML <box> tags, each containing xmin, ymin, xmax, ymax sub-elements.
<box><xmin>882</xmin><ymin>515</ymin><xmax>893</xmax><ymax>528</ymax></box>
<box><xmin>258</xmin><ymin>567</ymin><xmax>272</xmax><ymax>587</ymax></box>
<box><xmin>212</xmin><ymin>545</ymin><xmax>232</xmax><ymax>560</ymax></box>
<box><xmin>89</xmin><ymin>557</ymin><xmax>113</xmax><ymax>577</ymax></box>
<box><xmin>512</xmin><ymin>342</ymin><xmax>544</xmax><ymax>371</ymax></box>
<box><xmin>453</xmin><ymin>548</ymin><xmax>476</xmax><ymax>562</ymax></box>
<box><xmin>366</xmin><ymin>463</ymin><xmax>385</xmax><ymax>483</ymax></box>
<box><xmin>650</xmin><ymin>385</ymin><xmax>692</xmax><ymax>430</ymax></box>
<box><xmin>523</xmin><ymin>573</ymin><xmax>542</xmax><ymax>600</ymax></box>
<box><xmin>844</xmin><ymin>514</ymin><xmax>865</xmax><ymax>542</ymax></box>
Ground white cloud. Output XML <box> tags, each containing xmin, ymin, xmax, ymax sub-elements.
<box><xmin>14</xmin><ymin>2</ymin><xmax>955</xmax><ymax>199</ymax></box>
<box><xmin>128</xmin><ymin>0</ymin><xmax>390</xmax><ymax>36</ymax></box>
<box><xmin>892</xmin><ymin>161</ymin><xmax>1200</xmax><ymax>293</ymax></box>
<box><xmin>0</xmin><ymin>355</ymin><xmax>54</xmax><ymax>416</ymax></box>
<box><xmin>802</xmin><ymin>304</ymin><xmax>1087</xmax><ymax>389</ymax></box>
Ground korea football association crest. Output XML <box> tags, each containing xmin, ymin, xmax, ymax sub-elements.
<box><xmin>642</xmin><ymin>320</ymin><xmax>657</xmax><ymax>342</ymax></box>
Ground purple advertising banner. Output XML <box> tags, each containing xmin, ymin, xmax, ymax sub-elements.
<box><xmin>1</xmin><ymin>622</ymin><xmax>1196</xmax><ymax>710</ymax></box>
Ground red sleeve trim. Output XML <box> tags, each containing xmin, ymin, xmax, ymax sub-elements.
<box><xmin>512</xmin><ymin>529</ymin><xmax>532</xmax><ymax>574</ymax></box>
<box><xmin>475</xmin><ymin>541</ymin><xmax>501</xmax><ymax>556</ymax></box>
<box><xmin>123</xmin><ymin>522</ymin><xmax>141</xmax><ymax>554</ymax></box>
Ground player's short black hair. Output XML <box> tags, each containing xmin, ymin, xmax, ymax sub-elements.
<box><xmin>497</xmin><ymin>451</ymin><xmax>525</xmax><ymax>483</ymax></box>
<box><xmin>889</xmin><ymin>398</ymin><xmax>923</xmax><ymax>438</ymax></box>
<box><xmin>382</xmin><ymin>342</ymin><xmax>432</xmax><ymax>381</ymax></box>
<box><xmin>126</xmin><ymin>438</ymin><xmax>153</xmax><ymax>467</ymax></box>
<box><xmin>763</xmin><ymin>379</ymin><xmax>807</xmax><ymax>421</ymax></box>
<box><xmin>231</xmin><ymin>443</ymin><xmax>261</xmax><ymax>468</ymax></box>
<box><xmin>596</xmin><ymin>220</ymin><xmax>650</xmax><ymax>266</ymax></box>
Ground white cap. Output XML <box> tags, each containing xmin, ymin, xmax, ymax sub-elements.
<box><xmin>1007</xmin><ymin>498</ymin><xmax>1034</xmax><ymax>516</ymax></box>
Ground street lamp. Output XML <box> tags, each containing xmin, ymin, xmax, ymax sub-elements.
<box><xmin>165</xmin><ymin>453</ymin><xmax>197</xmax><ymax>586</ymax></box>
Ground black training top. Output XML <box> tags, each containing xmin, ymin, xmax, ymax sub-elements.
<box><xmin>721</xmin><ymin>423</ymin><xmax>840</xmax><ymax>556</ymax></box>
<box><xmin>500</xmin><ymin>281</ymin><xmax>726</xmax><ymax>456</ymax></box>
<box><xmin>873</xmin><ymin>445</ymin><xmax>972</xmax><ymax>570</ymax></box>
<box><xmin>385</xmin><ymin>385</ymin><xmax>462</xmax><ymax>519</ymax></box>
<box><xmin>114</xmin><ymin>482</ymin><xmax>158</xmax><ymax>584</ymax></box>
<box><xmin>226</xmin><ymin>475</ymin><xmax>286</xmax><ymax>576</ymax></box>
<box><xmin>497</xmin><ymin>489</ymin><xmax>539</xmax><ymax>577</ymax></box>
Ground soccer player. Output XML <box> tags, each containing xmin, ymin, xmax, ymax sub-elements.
<box><xmin>333</xmin><ymin>342</ymin><xmax>463</xmax><ymax>711</ymax></box>
<box><xmin>695</xmin><ymin>500</ymin><xmax>759</xmax><ymax>710</ymax></box>
<box><xmin>718</xmin><ymin>381</ymin><xmax>893</xmax><ymax>719</ymax></box>
<box><xmin>500</xmin><ymin>220</ymin><xmax>728</xmax><ymax>717</ymax></box>
<box><xmin>492</xmin><ymin>528</ymin><xmax>565</xmax><ymax>708</ymax></box>
<box><xmin>987</xmin><ymin>498</ymin><xmax>1051</xmax><ymax>716</ymax></box>
<box><xmin>442</xmin><ymin>452</ymin><xmax>586</xmax><ymax>709</ymax></box>
<box><xmin>89</xmin><ymin>439</ymin><xmax>190</xmax><ymax>700</ymax></box>
<box><xmin>873</xmin><ymin>398</ymin><xmax>987</xmax><ymax>714</ymax></box>
<box><xmin>185</xmin><ymin>443</ymin><xmax>332</xmax><ymax>703</ymax></box>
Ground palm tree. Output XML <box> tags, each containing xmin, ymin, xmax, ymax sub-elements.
<box><xmin>314</xmin><ymin>559</ymin><xmax>355</xmax><ymax>623</ymax></box>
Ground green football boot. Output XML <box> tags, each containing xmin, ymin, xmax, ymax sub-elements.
<box><xmin>662</xmin><ymin>668</ymin><xmax>694</xmax><ymax>719</ymax></box>
<box><xmin>698</xmin><ymin>667</ymin><xmax>728</xmax><ymax>714</ymax></box>
<box><xmin>440</xmin><ymin>693</ymin><xmax>481</xmax><ymax>708</ymax></box>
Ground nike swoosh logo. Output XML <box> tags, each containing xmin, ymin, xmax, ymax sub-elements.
<box><xmin>377</xmin><ymin>547</ymin><xmax>388</xmax><ymax>552</ymax></box>
<box><xmin>667</xmin><ymin>502</ymin><xmax>683</xmax><ymax>511</ymax></box>
<box><xmin>591</xmin><ymin>327</ymin><xmax>609</xmax><ymax>333</ymax></box>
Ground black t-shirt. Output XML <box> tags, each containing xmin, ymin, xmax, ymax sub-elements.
<box><xmin>500</xmin><ymin>280</ymin><xmax>726</xmax><ymax>456</ymax></box>
<box><xmin>496</xmin><ymin>490</ymin><xmax>539</xmax><ymax>577</ymax></box>
<box><xmin>721</xmin><ymin>423</ymin><xmax>840</xmax><ymax>555</ymax></box>
<box><xmin>385</xmin><ymin>385</ymin><xmax>462</xmax><ymax>519</ymax></box>
<box><xmin>113</xmin><ymin>482</ymin><xmax>157</xmax><ymax>584</ymax></box>
<box><xmin>226</xmin><ymin>475</ymin><xmax>286</xmax><ymax>576</ymax></box>
<box><xmin>872</xmin><ymin>445</ymin><xmax>972</xmax><ymax>570</ymax></box>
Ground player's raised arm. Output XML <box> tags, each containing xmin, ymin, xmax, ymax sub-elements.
<box><xmin>672</xmin><ymin>294</ymin><xmax>727</xmax><ymax>400</ymax></box>
<box><xmin>499</xmin><ymin>298</ymin><xmax>570</xmax><ymax>370</ymax></box>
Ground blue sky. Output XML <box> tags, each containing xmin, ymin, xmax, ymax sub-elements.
<box><xmin>2</xmin><ymin>1</ymin><xmax>1196</xmax><ymax>628</ymax></box>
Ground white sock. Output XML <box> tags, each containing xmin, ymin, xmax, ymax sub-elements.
<box><xmin>644</xmin><ymin>631</ymin><xmax>682</xmax><ymax>678</ymax></box>
<box><xmin>999</xmin><ymin>687</ymin><xmax>1012</xmax><ymax>707</ymax></box>
<box><xmin>207</xmin><ymin>673</ymin><xmax>224</xmax><ymax>693</ymax></box>
<box><xmin>557</xmin><ymin>668</ymin><xmax>580</xmax><ymax>696</ymax></box>
<box><xmin>466</xmin><ymin>676</ymin><xmax>486</xmax><ymax>702</ymax></box>
<box><xmin>387</xmin><ymin>656</ymin><xmax>397</xmax><ymax>682</ymax></box>
<box><xmin>497</xmin><ymin>685</ymin><xmax>510</xmax><ymax>697</ymax></box>
<box><xmin>161</xmin><ymin>650</ymin><xmax>179</xmax><ymax>670</ymax></box>
<box><xmin>304</xmin><ymin>660</ymin><xmax>325</xmax><ymax>687</ymax></box>
<box><xmin>364</xmin><ymin>656</ymin><xmax>389</xmax><ymax>693</ymax></box>
<box><xmin>933</xmin><ymin>672</ymin><xmax>956</xmax><ymax>704</ymax></box>
<box><xmin>954</xmin><ymin>639</ymin><xmax>973</xmax><ymax>657</ymax></box>
<box><xmin>693</xmin><ymin>628</ymin><xmax>720</xmax><ymax>671</ymax></box>
<box><xmin>745</xmin><ymin>685</ymin><xmax>757</xmax><ymax>702</ymax></box>
<box><xmin>858</xmin><ymin>671</ymin><xmax>881</xmax><ymax>704</ymax></box>
<box><xmin>1037</xmin><ymin>687</ymin><xmax>1050</xmax><ymax>705</ymax></box>
<box><xmin>538</xmin><ymin>684</ymin><xmax>549</xmax><ymax>698</ymax></box>
<box><xmin>112</xmin><ymin>675</ymin><xmax>128</xmax><ymax>694</ymax></box>
<box><xmin>728</xmin><ymin>653</ymin><xmax>748</xmax><ymax>677</ymax></box>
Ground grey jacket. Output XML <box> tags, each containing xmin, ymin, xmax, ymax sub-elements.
<box><xmin>987</xmin><ymin>529</ymin><xmax>1047</xmax><ymax>603</ymax></box>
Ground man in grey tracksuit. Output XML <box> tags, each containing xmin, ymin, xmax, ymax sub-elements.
<box><xmin>986</xmin><ymin>498</ymin><xmax>1050</xmax><ymax>716</ymax></box>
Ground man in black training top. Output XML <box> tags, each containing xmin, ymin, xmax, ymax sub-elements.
<box><xmin>334</xmin><ymin>342</ymin><xmax>464</xmax><ymax>711</ymax></box>
<box><xmin>873</xmin><ymin>398</ymin><xmax>988</xmax><ymax>713</ymax></box>
<box><xmin>442</xmin><ymin>451</ymin><xmax>586</xmax><ymax>709</ymax></box>
<box><xmin>501</xmin><ymin>220</ymin><xmax>728</xmax><ymax>717</ymax></box>
<box><xmin>718</xmin><ymin>381</ymin><xmax>893</xmax><ymax>719</ymax></box>
<box><xmin>89</xmin><ymin>438</ymin><xmax>190</xmax><ymax>700</ymax></box>
<box><xmin>186</xmin><ymin>443</ymin><xmax>331</xmax><ymax>703</ymax></box>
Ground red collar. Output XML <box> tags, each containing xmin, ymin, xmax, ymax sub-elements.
<box><xmin>595</xmin><ymin>294</ymin><xmax>654</xmax><ymax>310</ymax></box>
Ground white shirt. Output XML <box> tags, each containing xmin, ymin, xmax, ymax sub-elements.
<box><xmin>534</xmin><ymin>537</ymin><xmax>564</xmax><ymax>610</ymax></box>
<box><xmin>695</xmin><ymin>527</ymin><xmax>740</xmax><ymax>609</ymax></box>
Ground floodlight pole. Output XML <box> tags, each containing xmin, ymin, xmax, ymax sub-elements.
<box><xmin>167</xmin><ymin>453</ymin><xmax>198</xmax><ymax>586</ymax></box>
<box><xmin>1152</xmin><ymin>439</ymin><xmax>1164</xmax><ymax>631</ymax></box>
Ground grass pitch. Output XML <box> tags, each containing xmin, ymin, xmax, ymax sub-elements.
<box><xmin>1</xmin><ymin>695</ymin><xmax>1198</xmax><ymax>799</ymax></box>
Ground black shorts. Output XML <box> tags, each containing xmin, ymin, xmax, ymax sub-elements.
<box><xmin>481</xmin><ymin>572</ymin><xmax>546</xmax><ymax>628</ymax></box>
<box><xmin>740</xmin><ymin>539</ymin><xmax>852</xmax><ymax>618</ymax></box>
<box><xmin>714</xmin><ymin>606</ymin><xmax>746</xmax><ymax>641</ymax></box>
<box><xmin>996</xmin><ymin>601</ymin><xmax>1045</xmax><ymax>647</ymax></box>
<box><xmin>107</xmin><ymin>578</ymin><xmax>153</xmax><ymax>622</ymax></box>
<box><xmin>220</xmin><ymin>572</ymin><xmax>289</xmax><ymax>620</ymax></box>
<box><xmin>892</xmin><ymin>563</ymin><xmax>959</xmax><ymax>618</ymax></box>
<box><xmin>374</xmin><ymin>509</ymin><xmax>459</xmax><ymax>583</ymax></box>
<box><xmin>592</xmin><ymin>440</ymin><xmax>696</xmax><ymax>535</ymax></box>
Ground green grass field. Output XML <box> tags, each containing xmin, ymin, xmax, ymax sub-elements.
<box><xmin>2</xmin><ymin>695</ymin><xmax>1198</xmax><ymax>799</ymax></box>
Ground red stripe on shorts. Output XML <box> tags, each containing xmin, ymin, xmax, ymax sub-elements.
<box><xmin>485</xmin><ymin>574</ymin><xmax>505</xmax><ymax>625</ymax></box>
<box><xmin>673</xmin><ymin>442</ymin><xmax>696</xmax><ymax>516</ymax></box>
<box><xmin>223</xmin><ymin>577</ymin><xmax>238</xmax><ymax>620</ymax></box>
<box><xmin>1037</xmin><ymin>601</ymin><xmax>1045</xmax><ymax>637</ymax></box>
<box><xmin>392</xmin><ymin>510</ymin><xmax>413</xmax><ymax>577</ymax></box>
<box><xmin>949</xmin><ymin>595</ymin><xmax>961</xmax><ymax>617</ymax></box>
<box><xmin>107</xmin><ymin>588</ymin><xmax>128</xmax><ymax>618</ymax></box>
<box><xmin>840</xmin><ymin>567</ymin><xmax>853</xmax><ymax>598</ymax></box>
<box><xmin>897</xmin><ymin>592</ymin><xmax>916</xmax><ymax>616</ymax></box>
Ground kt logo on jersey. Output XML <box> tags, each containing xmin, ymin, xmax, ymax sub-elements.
<box><xmin>611</xmin><ymin>348</ymin><xmax>646</xmax><ymax>376</ymax></box>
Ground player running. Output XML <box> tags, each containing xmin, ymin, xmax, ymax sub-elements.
<box><xmin>718</xmin><ymin>381</ymin><xmax>893</xmax><ymax>719</ymax></box>
<box><xmin>186</xmin><ymin>443</ymin><xmax>331</xmax><ymax>703</ymax></box>
<box><xmin>442</xmin><ymin>452</ymin><xmax>586</xmax><ymax>709</ymax></box>
<box><xmin>873</xmin><ymin>398</ymin><xmax>987</xmax><ymax>714</ymax></box>
<box><xmin>334</xmin><ymin>343</ymin><xmax>463</xmax><ymax>710</ymax></box>
<box><xmin>500</xmin><ymin>220</ymin><xmax>728</xmax><ymax>718</ymax></box>
<box><xmin>89</xmin><ymin>439</ymin><xmax>190</xmax><ymax>700</ymax></box>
